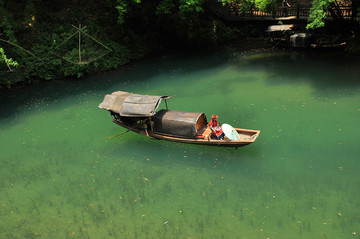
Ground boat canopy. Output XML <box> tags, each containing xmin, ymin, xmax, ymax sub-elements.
<box><xmin>154</xmin><ymin>110</ymin><xmax>207</xmax><ymax>138</ymax></box>
<box><xmin>266</xmin><ymin>24</ymin><xmax>294</xmax><ymax>32</ymax></box>
<box><xmin>290</xmin><ymin>33</ymin><xmax>313</xmax><ymax>47</ymax></box>
<box><xmin>99</xmin><ymin>91</ymin><xmax>170</xmax><ymax>117</ymax></box>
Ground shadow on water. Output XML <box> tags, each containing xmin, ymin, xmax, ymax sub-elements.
<box><xmin>234</xmin><ymin>50</ymin><xmax>360</xmax><ymax>96</ymax></box>
<box><xmin>109</xmin><ymin>131</ymin><xmax>263</xmax><ymax>177</ymax></box>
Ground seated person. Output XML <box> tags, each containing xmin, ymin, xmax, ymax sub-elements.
<box><xmin>208</xmin><ymin>115</ymin><xmax>225</xmax><ymax>140</ymax></box>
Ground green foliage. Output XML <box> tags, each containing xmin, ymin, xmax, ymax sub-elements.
<box><xmin>23</xmin><ymin>0</ymin><xmax>37</xmax><ymax>26</ymax></box>
<box><xmin>179</xmin><ymin>0</ymin><xmax>205</xmax><ymax>16</ymax></box>
<box><xmin>211</xmin><ymin>20</ymin><xmax>244</xmax><ymax>42</ymax></box>
<box><xmin>115</xmin><ymin>0</ymin><xmax>141</xmax><ymax>25</ymax></box>
<box><xmin>115</xmin><ymin>1</ymin><xmax>128</xmax><ymax>25</ymax></box>
<box><xmin>221</xmin><ymin>0</ymin><xmax>277</xmax><ymax>14</ymax></box>
<box><xmin>255</xmin><ymin>0</ymin><xmax>277</xmax><ymax>13</ymax></box>
<box><xmin>0</xmin><ymin>8</ymin><xmax>16</xmax><ymax>42</ymax></box>
<box><xmin>94</xmin><ymin>41</ymin><xmax>132</xmax><ymax>70</ymax></box>
<box><xmin>156</xmin><ymin>0</ymin><xmax>176</xmax><ymax>15</ymax></box>
<box><xmin>0</xmin><ymin>48</ymin><xmax>19</xmax><ymax>70</ymax></box>
<box><xmin>306</xmin><ymin>0</ymin><xmax>331</xmax><ymax>29</ymax></box>
<box><xmin>155</xmin><ymin>0</ymin><xmax>206</xmax><ymax>19</ymax></box>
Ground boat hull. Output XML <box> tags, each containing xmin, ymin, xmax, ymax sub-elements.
<box><xmin>266</xmin><ymin>37</ymin><xmax>347</xmax><ymax>51</ymax></box>
<box><xmin>113</xmin><ymin>119</ymin><xmax>260</xmax><ymax>148</ymax></box>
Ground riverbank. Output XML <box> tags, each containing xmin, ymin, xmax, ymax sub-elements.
<box><xmin>1</xmin><ymin>30</ymin><xmax>358</xmax><ymax>92</ymax></box>
<box><xmin>0</xmin><ymin>37</ymin><xmax>264</xmax><ymax>91</ymax></box>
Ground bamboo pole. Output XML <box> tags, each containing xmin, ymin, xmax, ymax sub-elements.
<box><xmin>149</xmin><ymin>116</ymin><xmax>154</xmax><ymax>132</ymax></box>
<box><xmin>79</xmin><ymin>24</ymin><xmax>81</xmax><ymax>64</ymax></box>
<box><xmin>51</xmin><ymin>24</ymin><xmax>111</xmax><ymax>65</ymax></box>
<box><xmin>0</xmin><ymin>38</ymin><xmax>42</xmax><ymax>61</ymax></box>
<box><xmin>5</xmin><ymin>61</ymin><xmax>12</xmax><ymax>71</ymax></box>
<box><xmin>51</xmin><ymin>31</ymin><xmax>78</xmax><ymax>51</ymax></box>
<box><xmin>80</xmin><ymin>31</ymin><xmax>112</xmax><ymax>52</ymax></box>
<box><xmin>165</xmin><ymin>99</ymin><xmax>168</xmax><ymax>110</ymax></box>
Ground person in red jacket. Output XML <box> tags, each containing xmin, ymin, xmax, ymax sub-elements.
<box><xmin>209</xmin><ymin>115</ymin><xmax>225</xmax><ymax>140</ymax></box>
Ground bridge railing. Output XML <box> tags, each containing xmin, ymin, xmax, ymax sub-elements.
<box><xmin>326</xmin><ymin>6</ymin><xmax>354</xmax><ymax>19</ymax></box>
<box><xmin>225</xmin><ymin>4</ymin><xmax>312</xmax><ymax>19</ymax></box>
<box><xmin>209</xmin><ymin>1</ymin><xmax>356</xmax><ymax>20</ymax></box>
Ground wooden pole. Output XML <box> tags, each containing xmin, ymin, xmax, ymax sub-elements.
<box><xmin>5</xmin><ymin>61</ymin><xmax>12</xmax><ymax>71</ymax></box>
<box><xmin>0</xmin><ymin>38</ymin><xmax>42</xmax><ymax>61</ymax></box>
<box><xmin>149</xmin><ymin>116</ymin><xmax>154</xmax><ymax>132</ymax></box>
<box><xmin>297</xmin><ymin>4</ymin><xmax>300</xmax><ymax>19</ymax></box>
<box><xmin>165</xmin><ymin>99</ymin><xmax>168</xmax><ymax>110</ymax></box>
<box><xmin>79</xmin><ymin>24</ymin><xmax>81</xmax><ymax>64</ymax></box>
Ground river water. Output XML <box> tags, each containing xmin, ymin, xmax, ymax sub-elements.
<box><xmin>1</xmin><ymin>49</ymin><xmax>360</xmax><ymax>239</ymax></box>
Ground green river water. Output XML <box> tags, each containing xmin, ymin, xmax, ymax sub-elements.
<box><xmin>1</xmin><ymin>49</ymin><xmax>360</xmax><ymax>239</ymax></box>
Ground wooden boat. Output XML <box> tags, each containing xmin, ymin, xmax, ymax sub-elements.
<box><xmin>266</xmin><ymin>36</ymin><xmax>347</xmax><ymax>50</ymax></box>
<box><xmin>99</xmin><ymin>91</ymin><xmax>260</xmax><ymax>148</ymax></box>
<box><xmin>265</xmin><ymin>25</ymin><xmax>347</xmax><ymax>50</ymax></box>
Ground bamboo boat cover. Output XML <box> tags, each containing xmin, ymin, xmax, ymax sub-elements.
<box><xmin>154</xmin><ymin>110</ymin><xmax>207</xmax><ymax>138</ymax></box>
<box><xmin>266</xmin><ymin>24</ymin><xmax>294</xmax><ymax>32</ymax></box>
<box><xmin>99</xmin><ymin>91</ymin><xmax>169</xmax><ymax>117</ymax></box>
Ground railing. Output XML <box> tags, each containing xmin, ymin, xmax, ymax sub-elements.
<box><xmin>225</xmin><ymin>5</ymin><xmax>312</xmax><ymax>19</ymax></box>
<box><xmin>209</xmin><ymin>1</ymin><xmax>357</xmax><ymax>21</ymax></box>
<box><xmin>326</xmin><ymin>6</ymin><xmax>354</xmax><ymax>19</ymax></box>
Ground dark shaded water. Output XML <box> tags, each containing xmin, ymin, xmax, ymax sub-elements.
<box><xmin>1</xmin><ymin>49</ymin><xmax>360</xmax><ymax>238</ymax></box>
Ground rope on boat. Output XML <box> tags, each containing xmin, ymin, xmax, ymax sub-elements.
<box><xmin>105</xmin><ymin>129</ymin><xmax>132</xmax><ymax>139</ymax></box>
<box><xmin>271</xmin><ymin>38</ymin><xmax>284</xmax><ymax>49</ymax></box>
<box><xmin>105</xmin><ymin>119</ymin><xmax>149</xmax><ymax>139</ymax></box>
